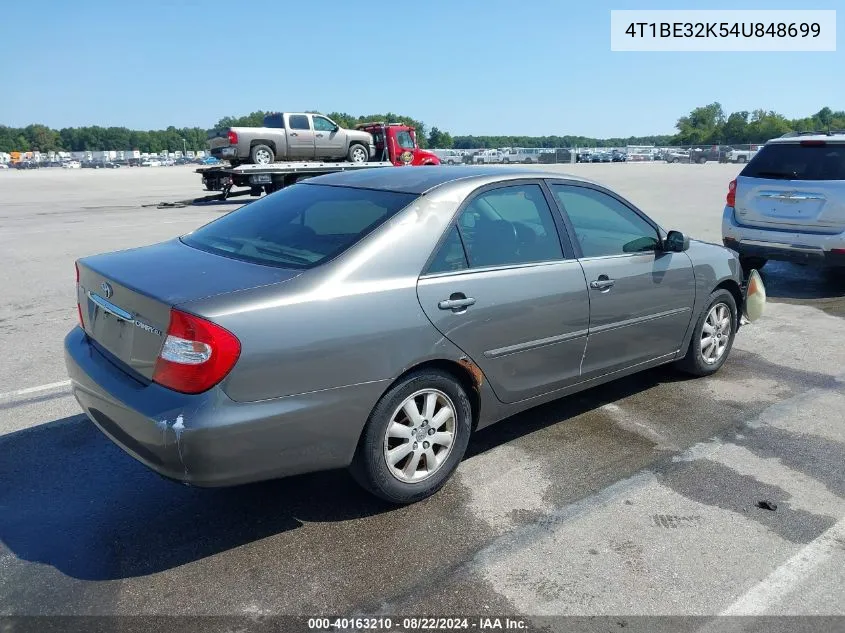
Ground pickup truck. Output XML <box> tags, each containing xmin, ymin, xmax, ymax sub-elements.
<box><xmin>472</xmin><ymin>149</ymin><xmax>504</xmax><ymax>164</ymax></box>
<box><xmin>726</xmin><ymin>146</ymin><xmax>760</xmax><ymax>163</ymax></box>
<box><xmin>208</xmin><ymin>112</ymin><xmax>376</xmax><ymax>165</ymax></box>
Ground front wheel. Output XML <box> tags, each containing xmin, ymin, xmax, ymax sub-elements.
<box><xmin>350</xmin><ymin>370</ymin><xmax>472</xmax><ymax>504</ymax></box>
<box><xmin>348</xmin><ymin>143</ymin><xmax>368</xmax><ymax>163</ymax></box>
<box><xmin>676</xmin><ymin>289</ymin><xmax>738</xmax><ymax>377</ymax></box>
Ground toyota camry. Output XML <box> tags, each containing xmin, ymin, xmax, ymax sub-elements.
<box><xmin>65</xmin><ymin>166</ymin><xmax>766</xmax><ymax>504</ymax></box>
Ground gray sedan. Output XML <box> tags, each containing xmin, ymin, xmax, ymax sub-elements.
<box><xmin>64</xmin><ymin>167</ymin><xmax>766</xmax><ymax>504</ymax></box>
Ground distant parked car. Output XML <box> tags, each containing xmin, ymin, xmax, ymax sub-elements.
<box><xmin>198</xmin><ymin>156</ymin><xmax>221</xmax><ymax>165</ymax></box>
<box><xmin>15</xmin><ymin>161</ymin><xmax>39</xmax><ymax>170</ymax></box>
<box><xmin>611</xmin><ymin>150</ymin><xmax>627</xmax><ymax>162</ymax></box>
<box><xmin>577</xmin><ymin>152</ymin><xmax>592</xmax><ymax>163</ymax></box>
<box><xmin>63</xmin><ymin>160</ymin><xmax>82</xmax><ymax>169</ymax></box>
<box><xmin>141</xmin><ymin>158</ymin><xmax>163</xmax><ymax>167</ymax></box>
<box><xmin>0</xmin><ymin>163</ymin><xmax>9</xmax><ymax>169</ymax></box>
<box><xmin>665</xmin><ymin>150</ymin><xmax>690</xmax><ymax>163</ymax></box>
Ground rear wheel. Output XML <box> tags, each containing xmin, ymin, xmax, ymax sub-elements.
<box><xmin>739</xmin><ymin>256</ymin><xmax>767</xmax><ymax>273</ymax></box>
<box><xmin>676</xmin><ymin>289</ymin><xmax>737</xmax><ymax>377</ymax></box>
<box><xmin>736</xmin><ymin>156</ymin><xmax>747</xmax><ymax>163</ymax></box>
<box><xmin>697</xmin><ymin>156</ymin><xmax>707</xmax><ymax>164</ymax></box>
<box><xmin>348</xmin><ymin>143</ymin><xmax>368</xmax><ymax>163</ymax></box>
<box><xmin>350</xmin><ymin>370</ymin><xmax>472</xmax><ymax>504</ymax></box>
<box><xmin>250</xmin><ymin>144</ymin><xmax>274</xmax><ymax>165</ymax></box>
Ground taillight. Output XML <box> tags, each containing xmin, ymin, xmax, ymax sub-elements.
<box><xmin>227</xmin><ymin>130</ymin><xmax>238</xmax><ymax>145</ymax></box>
<box><xmin>726</xmin><ymin>179</ymin><xmax>737</xmax><ymax>207</ymax></box>
<box><xmin>800</xmin><ymin>140</ymin><xmax>826</xmax><ymax>146</ymax></box>
<box><xmin>152</xmin><ymin>309</ymin><xmax>240</xmax><ymax>394</ymax></box>
<box><xmin>75</xmin><ymin>262</ymin><xmax>83</xmax><ymax>327</ymax></box>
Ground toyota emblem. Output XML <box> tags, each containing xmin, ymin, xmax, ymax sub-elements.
<box><xmin>100</xmin><ymin>282</ymin><xmax>113</xmax><ymax>299</ymax></box>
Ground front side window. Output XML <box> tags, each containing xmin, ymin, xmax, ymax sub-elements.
<box><xmin>456</xmin><ymin>184</ymin><xmax>564</xmax><ymax>268</ymax></box>
<box><xmin>182</xmin><ymin>184</ymin><xmax>418</xmax><ymax>269</ymax></box>
<box><xmin>313</xmin><ymin>116</ymin><xmax>336</xmax><ymax>132</ymax></box>
<box><xmin>396</xmin><ymin>131</ymin><xmax>415</xmax><ymax>149</ymax></box>
<box><xmin>288</xmin><ymin>115</ymin><xmax>310</xmax><ymax>131</ymax></box>
<box><xmin>550</xmin><ymin>184</ymin><xmax>659</xmax><ymax>258</ymax></box>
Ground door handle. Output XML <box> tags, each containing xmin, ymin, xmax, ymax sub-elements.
<box><xmin>589</xmin><ymin>276</ymin><xmax>615</xmax><ymax>291</ymax></box>
<box><xmin>438</xmin><ymin>296</ymin><xmax>476</xmax><ymax>311</ymax></box>
<box><xmin>290</xmin><ymin>132</ymin><xmax>298</xmax><ymax>137</ymax></box>
<box><xmin>316</xmin><ymin>133</ymin><xmax>324</xmax><ymax>137</ymax></box>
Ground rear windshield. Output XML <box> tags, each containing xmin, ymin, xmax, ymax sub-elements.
<box><xmin>741</xmin><ymin>142</ymin><xmax>845</xmax><ymax>181</ymax></box>
<box><xmin>263</xmin><ymin>113</ymin><xmax>285</xmax><ymax>128</ymax></box>
<box><xmin>182</xmin><ymin>184</ymin><xmax>418</xmax><ymax>269</ymax></box>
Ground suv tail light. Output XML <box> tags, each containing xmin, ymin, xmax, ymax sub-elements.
<box><xmin>227</xmin><ymin>130</ymin><xmax>239</xmax><ymax>145</ymax></box>
<box><xmin>726</xmin><ymin>179</ymin><xmax>737</xmax><ymax>207</ymax></box>
<box><xmin>75</xmin><ymin>262</ymin><xmax>83</xmax><ymax>327</ymax></box>
<box><xmin>800</xmin><ymin>140</ymin><xmax>826</xmax><ymax>146</ymax></box>
<box><xmin>152</xmin><ymin>309</ymin><xmax>241</xmax><ymax>394</ymax></box>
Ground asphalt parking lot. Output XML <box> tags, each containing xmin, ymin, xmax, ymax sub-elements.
<box><xmin>1</xmin><ymin>164</ymin><xmax>844</xmax><ymax>624</ymax></box>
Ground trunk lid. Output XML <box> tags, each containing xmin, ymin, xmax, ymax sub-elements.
<box><xmin>77</xmin><ymin>238</ymin><xmax>300</xmax><ymax>379</ymax></box>
<box><xmin>734</xmin><ymin>141</ymin><xmax>845</xmax><ymax>233</ymax></box>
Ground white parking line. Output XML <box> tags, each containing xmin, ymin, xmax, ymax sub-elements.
<box><xmin>0</xmin><ymin>380</ymin><xmax>71</xmax><ymax>401</ymax></box>
<box><xmin>717</xmin><ymin>516</ymin><xmax>845</xmax><ymax>616</ymax></box>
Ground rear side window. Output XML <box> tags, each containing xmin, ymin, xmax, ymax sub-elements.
<box><xmin>456</xmin><ymin>184</ymin><xmax>564</xmax><ymax>268</ymax></box>
<box><xmin>263</xmin><ymin>114</ymin><xmax>285</xmax><ymax>128</ymax></box>
<box><xmin>288</xmin><ymin>115</ymin><xmax>310</xmax><ymax>130</ymax></box>
<box><xmin>182</xmin><ymin>184</ymin><xmax>418</xmax><ymax>269</ymax></box>
<box><xmin>742</xmin><ymin>143</ymin><xmax>845</xmax><ymax>180</ymax></box>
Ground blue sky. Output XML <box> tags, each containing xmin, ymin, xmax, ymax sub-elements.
<box><xmin>0</xmin><ymin>0</ymin><xmax>842</xmax><ymax>137</ymax></box>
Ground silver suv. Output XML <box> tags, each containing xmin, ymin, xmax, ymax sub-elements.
<box><xmin>722</xmin><ymin>131</ymin><xmax>845</xmax><ymax>272</ymax></box>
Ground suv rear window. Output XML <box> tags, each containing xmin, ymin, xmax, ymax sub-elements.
<box><xmin>741</xmin><ymin>142</ymin><xmax>845</xmax><ymax>181</ymax></box>
<box><xmin>182</xmin><ymin>184</ymin><xmax>418</xmax><ymax>269</ymax></box>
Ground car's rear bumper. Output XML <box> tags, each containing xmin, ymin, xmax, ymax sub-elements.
<box><xmin>64</xmin><ymin>327</ymin><xmax>387</xmax><ymax>487</ymax></box>
<box><xmin>722</xmin><ymin>206</ymin><xmax>845</xmax><ymax>267</ymax></box>
<box><xmin>210</xmin><ymin>146</ymin><xmax>238</xmax><ymax>159</ymax></box>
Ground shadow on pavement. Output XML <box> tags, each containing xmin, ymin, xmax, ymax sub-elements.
<box><xmin>0</xmin><ymin>414</ymin><xmax>388</xmax><ymax>581</ymax></box>
<box><xmin>759</xmin><ymin>261</ymin><xmax>845</xmax><ymax>317</ymax></box>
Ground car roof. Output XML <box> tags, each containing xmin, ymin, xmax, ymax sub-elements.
<box><xmin>301</xmin><ymin>165</ymin><xmax>597</xmax><ymax>194</ymax></box>
<box><xmin>767</xmin><ymin>132</ymin><xmax>845</xmax><ymax>144</ymax></box>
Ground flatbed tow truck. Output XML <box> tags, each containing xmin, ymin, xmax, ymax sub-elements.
<box><xmin>180</xmin><ymin>122</ymin><xmax>439</xmax><ymax>207</ymax></box>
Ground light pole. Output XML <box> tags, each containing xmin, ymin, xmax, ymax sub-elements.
<box><xmin>182</xmin><ymin>138</ymin><xmax>187</xmax><ymax>157</ymax></box>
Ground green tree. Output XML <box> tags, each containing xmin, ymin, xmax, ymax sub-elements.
<box><xmin>427</xmin><ymin>127</ymin><xmax>453</xmax><ymax>148</ymax></box>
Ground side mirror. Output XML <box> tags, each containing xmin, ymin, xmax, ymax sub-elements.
<box><xmin>664</xmin><ymin>230</ymin><xmax>690</xmax><ymax>252</ymax></box>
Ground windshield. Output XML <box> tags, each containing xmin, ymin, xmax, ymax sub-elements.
<box><xmin>181</xmin><ymin>184</ymin><xmax>418</xmax><ymax>269</ymax></box>
<box><xmin>741</xmin><ymin>142</ymin><xmax>845</xmax><ymax>181</ymax></box>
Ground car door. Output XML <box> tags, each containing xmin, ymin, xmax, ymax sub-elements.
<box><xmin>286</xmin><ymin>114</ymin><xmax>316</xmax><ymax>159</ymax></box>
<box><xmin>416</xmin><ymin>181</ymin><xmax>590</xmax><ymax>404</ymax></box>
<box><xmin>312</xmin><ymin>115</ymin><xmax>344</xmax><ymax>158</ymax></box>
<box><xmin>547</xmin><ymin>181</ymin><xmax>696</xmax><ymax>379</ymax></box>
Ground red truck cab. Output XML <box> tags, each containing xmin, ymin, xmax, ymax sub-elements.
<box><xmin>355</xmin><ymin>122</ymin><xmax>440</xmax><ymax>166</ymax></box>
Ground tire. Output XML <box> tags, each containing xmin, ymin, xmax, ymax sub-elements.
<box><xmin>676</xmin><ymin>289</ymin><xmax>738</xmax><ymax>377</ymax></box>
<box><xmin>737</xmin><ymin>156</ymin><xmax>746</xmax><ymax>163</ymax></box>
<box><xmin>697</xmin><ymin>156</ymin><xmax>707</xmax><ymax>164</ymax></box>
<box><xmin>503</xmin><ymin>158</ymin><xmax>510</xmax><ymax>163</ymax></box>
<box><xmin>250</xmin><ymin>144</ymin><xmax>274</xmax><ymax>165</ymax></box>
<box><xmin>348</xmin><ymin>143</ymin><xmax>368</xmax><ymax>163</ymax></box>
<box><xmin>739</xmin><ymin>256</ymin><xmax>767</xmax><ymax>273</ymax></box>
<box><xmin>447</xmin><ymin>159</ymin><xmax>455</xmax><ymax>165</ymax></box>
<box><xmin>350</xmin><ymin>369</ymin><xmax>473</xmax><ymax>504</ymax></box>
<box><xmin>672</xmin><ymin>158</ymin><xmax>679</xmax><ymax>163</ymax></box>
